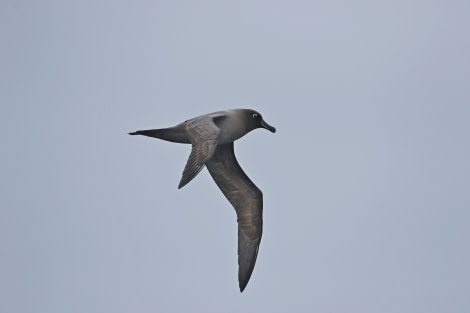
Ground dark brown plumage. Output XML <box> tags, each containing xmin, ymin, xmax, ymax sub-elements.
<box><xmin>129</xmin><ymin>109</ymin><xmax>275</xmax><ymax>292</ymax></box>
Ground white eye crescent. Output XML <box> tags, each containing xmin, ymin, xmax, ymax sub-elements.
<box><xmin>252</xmin><ymin>113</ymin><xmax>258</xmax><ymax>118</ymax></box>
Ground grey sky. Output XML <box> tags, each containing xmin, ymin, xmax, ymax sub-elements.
<box><xmin>1</xmin><ymin>1</ymin><xmax>469</xmax><ymax>312</ymax></box>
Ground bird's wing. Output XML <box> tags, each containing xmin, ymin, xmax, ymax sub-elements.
<box><xmin>206</xmin><ymin>143</ymin><xmax>263</xmax><ymax>292</ymax></box>
<box><xmin>178</xmin><ymin>116</ymin><xmax>224</xmax><ymax>188</ymax></box>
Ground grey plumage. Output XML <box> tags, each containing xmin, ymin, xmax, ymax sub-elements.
<box><xmin>129</xmin><ymin>109</ymin><xmax>276</xmax><ymax>292</ymax></box>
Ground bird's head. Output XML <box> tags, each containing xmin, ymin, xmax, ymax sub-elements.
<box><xmin>243</xmin><ymin>109</ymin><xmax>276</xmax><ymax>133</ymax></box>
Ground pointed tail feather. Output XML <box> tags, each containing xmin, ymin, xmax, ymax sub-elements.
<box><xmin>128</xmin><ymin>123</ymin><xmax>190</xmax><ymax>144</ymax></box>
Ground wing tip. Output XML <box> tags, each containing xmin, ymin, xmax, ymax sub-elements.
<box><xmin>239</xmin><ymin>282</ymin><xmax>248</xmax><ymax>293</ymax></box>
<box><xmin>177</xmin><ymin>180</ymin><xmax>186</xmax><ymax>189</ymax></box>
<box><xmin>237</xmin><ymin>235</ymin><xmax>261</xmax><ymax>293</ymax></box>
<box><xmin>178</xmin><ymin>161</ymin><xmax>205</xmax><ymax>190</ymax></box>
<box><xmin>238</xmin><ymin>266</ymin><xmax>255</xmax><ymax>293</ymax></box>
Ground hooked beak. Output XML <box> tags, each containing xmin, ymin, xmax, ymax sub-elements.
<box><xmin>261</xmin><ymin>119</ymin><xmax>276</xmax><ymax>133</ymax></box>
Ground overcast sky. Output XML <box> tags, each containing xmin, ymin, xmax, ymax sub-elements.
<box><xmin>1</xmin><ymin>1</ymin><xmax>470</xmax><ymax>312</ymax></box>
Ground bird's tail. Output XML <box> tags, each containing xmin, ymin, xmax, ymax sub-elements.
<box><xmin>129</xmin><ymin>122</ymin><xmax>190</xmax><ymax>144</ymax></box>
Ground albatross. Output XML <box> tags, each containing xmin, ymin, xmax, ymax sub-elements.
<box><xmin>129</xmin><ymin>109</ymin><xmax>276</xmax><ymax>292</ymax></box>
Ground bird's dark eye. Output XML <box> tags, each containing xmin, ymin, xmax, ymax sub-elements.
<box><xmin>252</xmin><ymin>113</ymin><xmax>258</xmax><ymax>118</ymax></box>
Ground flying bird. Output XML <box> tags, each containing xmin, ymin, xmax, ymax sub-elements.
<box><xmin>129</xmin><ymin>109</ymin><xmax>276</xmax><ymax>292</ymax></box>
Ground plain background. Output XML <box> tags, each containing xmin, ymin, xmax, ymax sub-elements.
<box><xmin>1</xmin><ymin>1</ymin><xmax>469</xmax><ymax>312</ymax></box>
